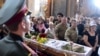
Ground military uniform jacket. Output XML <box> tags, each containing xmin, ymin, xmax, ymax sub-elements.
<box><xmin>65</xmin><ymin>27</ymin><xmax>78</xmax><ymax>43</ymax></box>
<box><xmin>55</xmin><ymin>23</ymin><xmax>68</xmax><ymax>40</ymax></box>
<box><xmin>0</xmin><ymin>33</ymin><xmax>29</xmax><ymax>56</ymax></box>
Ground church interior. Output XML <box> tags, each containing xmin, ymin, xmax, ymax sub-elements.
<box><xmin>0</xmin><ymin>0</ymin><xmax>100</xmax><ymax>56</ymax></box>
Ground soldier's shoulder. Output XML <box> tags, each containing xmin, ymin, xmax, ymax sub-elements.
<box><xmin>66</xmin><ymin>27</ymin><xmax>71</xmax><ymax>30</ymax></box>
<box><xmin>55</xmin><ymin>23</ymin><xmax>61</xmax><ymax>27</ymax></box>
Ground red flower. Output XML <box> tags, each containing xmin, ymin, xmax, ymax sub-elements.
<box><xmin>39</xmin><ymin>33</ymin><xmax>46</xmax><ymax>38</ymax></box>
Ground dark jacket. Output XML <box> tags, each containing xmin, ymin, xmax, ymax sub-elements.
<box><xmin>0</xmin><ymin>33</ymin><xmax>29</xmax><ymax>56</ymax></box>
<box><xmin>77</xmin><ymin>23</ymin><xmax>84</xmax><ymax>36</ymax></box>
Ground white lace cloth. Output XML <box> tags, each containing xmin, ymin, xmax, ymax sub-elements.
<box><xmin>44</xmin><ymin>39</ymin><xmax>92</xmax><ymax>56</ymax></box>
<box><xmin>98</xmin><ymin>47</ymin><xmax>100</xmax><ymax>56</ymax></box>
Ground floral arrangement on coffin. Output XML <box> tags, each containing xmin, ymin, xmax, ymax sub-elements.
<box><xmin>25</xmin><ymin>33</ymin><xmax>32</xmax><ymax>38</ymax></box>
<box><xmin>25</xmin><ymin>31</ymin><xmax>39</xmax><ymax>39</ymax></box>
<box><xmin>62</xmin><ymin>42</ymin><xmax>85</xmax><ymax>53</ymax></box>
<box><xmin>37</xmin><ymin>33</ymin><xmax>48</xmax><ymax>44</ymax></box>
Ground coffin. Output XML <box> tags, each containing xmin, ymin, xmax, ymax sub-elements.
<box><xmin>26</xmin><ymin>39</ymin><xmax>92</xmax><ymax>56</ymax></box>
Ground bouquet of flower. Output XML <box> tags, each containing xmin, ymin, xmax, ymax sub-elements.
<box><xmin>37</xmin><ymin>33</ymin><xmax>48</xmax><ymax>44</ymax></box>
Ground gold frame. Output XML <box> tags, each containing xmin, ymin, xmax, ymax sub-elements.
<box><xmin>0</xmin><ymin>0</ymin><xmax>5</xmax><ymax>8</ymax></box>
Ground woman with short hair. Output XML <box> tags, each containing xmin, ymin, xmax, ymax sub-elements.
<box><xmin>83</xmin><ymin>22</ymin><xmax>98</xmax><ymax>56</ymax></box>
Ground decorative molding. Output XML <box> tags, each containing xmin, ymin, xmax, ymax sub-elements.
<box><xmin>45</xmin><ymin>0</ymin><xmax>51</xmax><ymax>18</ymax></box>
<box><xmin>0</xmin><ymin>0</ymin><xmax>5</xmax><ymax>8</ymax></box>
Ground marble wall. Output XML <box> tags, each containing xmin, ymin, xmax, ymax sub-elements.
<box><xmin>52</xmin><ymin>0</ymin><xmax>68</xmax><ymax>17</ymax></box>
<box><xmin>51</xmin><ymin>0</ymin><xmax>77</xmax><ymax>17</ymax></box>
<box><xmin>67</xmin><ymin>0</ymin><xmax>77</xmax><ymax>17</ymax></box>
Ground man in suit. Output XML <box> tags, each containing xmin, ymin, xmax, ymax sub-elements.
<box><xmin>0</xmin><ymin>0</ymin><xmax>38</xmax><ymax>56</ymax></box>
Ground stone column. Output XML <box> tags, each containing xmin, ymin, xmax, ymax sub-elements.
<box><xmin>27</xmin><ymin>0</ymin><xmax>35</xmax><ymax>17</ymax></box>
<box><xmin>67</xmin><ymin>0</ymin><xmax>71</xmax><ymax>17</ymax></box>
<box><xmin>67</xmin><ymin>0</ymin><xmax>77</xmax><ymax>17</ymax></box>
<box><xmin>45</xmin><ymin>0</ymin><xmax>51</xmax><ymax>18</ymax></box>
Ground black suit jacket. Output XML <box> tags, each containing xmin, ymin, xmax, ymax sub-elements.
<box><xmin>0</xmin><ymin>33</ymin><xmax>29</xmax><ymax>56</ymax></box>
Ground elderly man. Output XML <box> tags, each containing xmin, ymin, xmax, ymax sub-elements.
<box><xmin>65</xmin><ymin>20</ymin><xmax>78</xmax><ymax>43</ymax></box>
<box><xmin>55</xmin><ymin>17</ymin><xmax>68</xmax><ymax>41</ymax></box>
<box><xmin>0</xmin><ymin>0</ymin><xmax>38</xmax><ymax>56</ymax></box>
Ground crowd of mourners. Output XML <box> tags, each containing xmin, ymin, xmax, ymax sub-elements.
<box><xmin>0</xmin><ymin>12</ymin><xmax>100</xmax><ymax>56</ymax></box>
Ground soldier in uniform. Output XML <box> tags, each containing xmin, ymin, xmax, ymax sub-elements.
<box><xmin>65</xmin><ymin>20</ymin><xmax>78</xmax><ymax>43</ymax></box>
<box><xmin>54</xmin><ymin>13</ymin><xmax>63</xmax><ymax>25</ymax></box>
<box><xmin>55</xmin><ymin>17</ymin><xmax>68</xmax><ymax>41</ymax></box>
<box><xmin>0</xmin><ymin>0</ymin><xmax>38</xmax><ymax>56</ymax></box>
